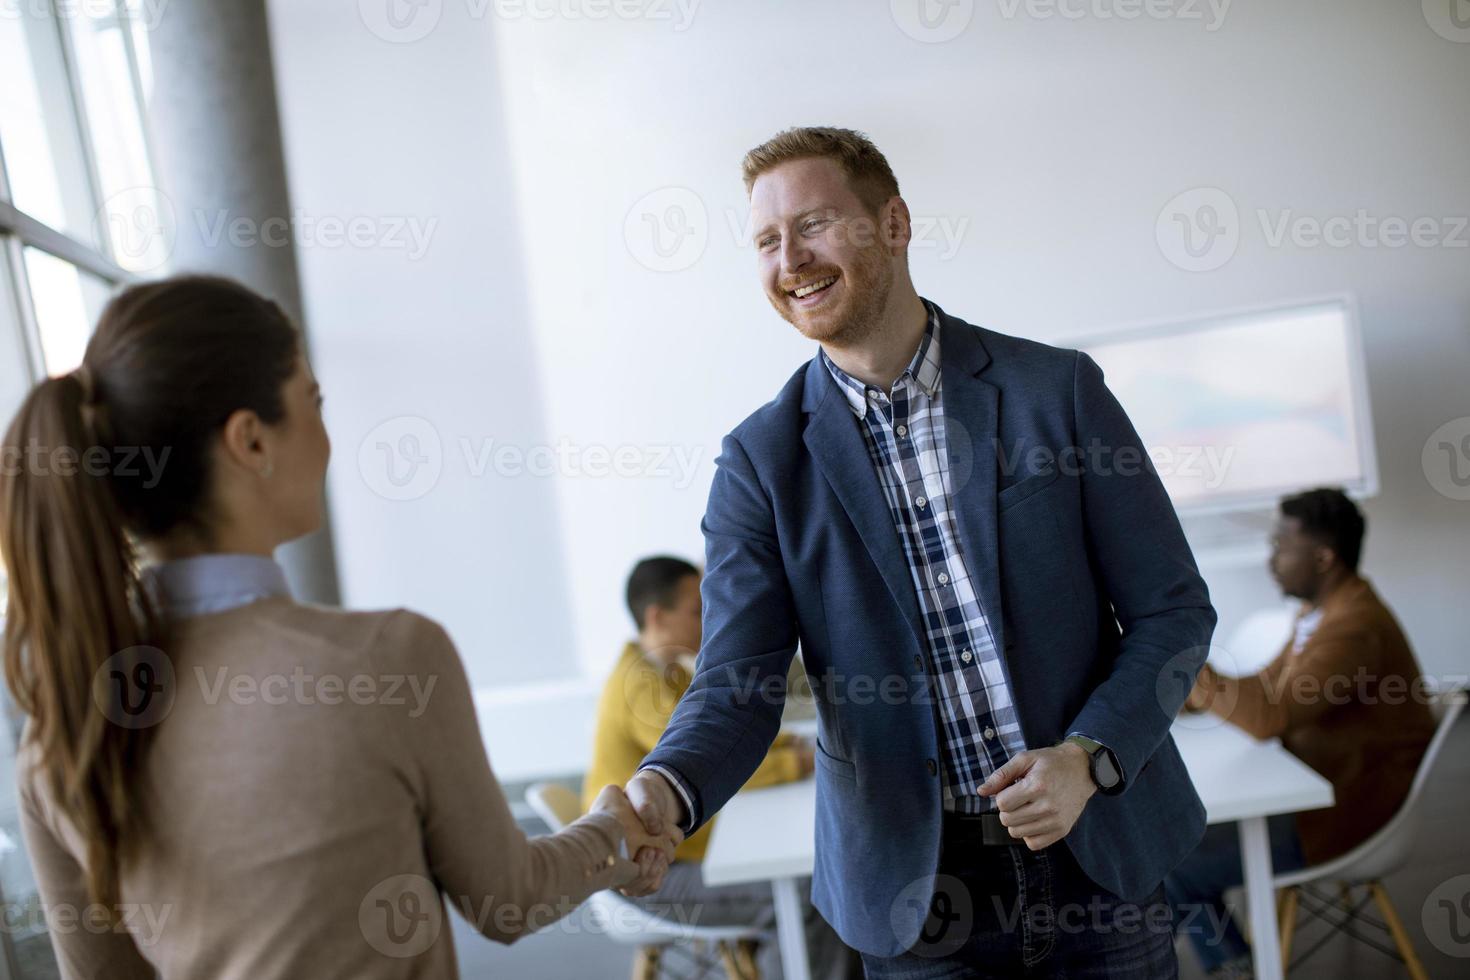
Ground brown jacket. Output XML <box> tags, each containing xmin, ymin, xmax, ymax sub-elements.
<box><xmin>1201</xmin><ymin>576</ymin><xmax>1436</xmax><ymax>864</ymax></box>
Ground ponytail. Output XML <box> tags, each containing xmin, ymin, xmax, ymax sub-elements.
<box><xmin>1</xmin><ymin>368</ymin><xmax>162</xmax><ymax>907</ymax></box>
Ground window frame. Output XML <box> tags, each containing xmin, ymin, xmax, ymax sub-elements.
<box><xmin>1</xmin><ymin>0</ymin><xmax>151</xmax><ymax>382</ymax></box>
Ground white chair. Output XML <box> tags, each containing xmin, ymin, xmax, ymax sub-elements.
<box><xmin>1267</xmin><ymin>690</ymin><xmax>1466</xmax><ymax>978</ymax></box>
<box><xmin>525</xmin><ymin>782</ymin><xmax>770</xmax><ymax>980</ymax></box>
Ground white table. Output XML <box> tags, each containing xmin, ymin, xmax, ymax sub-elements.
<box><xmin>1173</xmin><ymin>720</ymin><xmax>1333</xmax><ymax>980</ymax></box>
<box><xmin>701</xmin><ymin>720</ymin><xmax>1333</xmax><ymax>980</ymax></box>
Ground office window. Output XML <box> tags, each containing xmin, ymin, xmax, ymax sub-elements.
<box><xmin>22</xmin><ymin>248</ymin><xmax>112</xmax><ymax>376</ymax></box>
<box><xmin>70</xmin><ymin>2</ymin><xmax>163</xmax><ymax>273</ymax></box>
<box><xmin>0</xmin><ymin>5</ymin><xmax>102</xmax><ymax>249</ymax></box>
<box><xmin>0</xmin><ymin>3</ymin><xmax>157</xmax><ymax>975</ymax></box>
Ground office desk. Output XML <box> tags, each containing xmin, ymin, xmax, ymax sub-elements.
<box><xmin>702</xmin><ymin>720</ymin><xmax>1333</xmax><ymax>980</ymax></box>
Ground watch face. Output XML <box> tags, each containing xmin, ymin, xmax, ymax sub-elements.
<box><xmin>1095</xmin><ymin>752</ymin><xmax>1121</xmax><ymax>789</ymax></box>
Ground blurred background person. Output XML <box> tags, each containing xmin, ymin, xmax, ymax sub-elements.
<box><xmin>1168</xmin><ymin>487</ymin><xmax>1436</xmax><ymax>979</ymax></box>
<box><xmin>585</xmin><ymin>555</ymin><xmax>857</xmax><ymax>979</ymax></box>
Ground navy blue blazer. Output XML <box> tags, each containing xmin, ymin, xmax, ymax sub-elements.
<box><xmin>641</xmin><ymin>302</ymin><xmax>1216</xmax><ymax>957</ymax></box>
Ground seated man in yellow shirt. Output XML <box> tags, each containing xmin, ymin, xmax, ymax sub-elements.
<box><xmin>585</xmin><ymin>556</ymin><xmax>855</xmax><ymax>980</ymax></box>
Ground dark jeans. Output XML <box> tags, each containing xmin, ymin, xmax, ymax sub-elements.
<box><xmin>1163</xmin><ymin>814</ymin><xmax>1305</xmax><ymax>973</ymax></box>
<box><xmin>861</xmin><ymin>823</ymin><xmax>1177</xmax><ymax>979</ymax></box>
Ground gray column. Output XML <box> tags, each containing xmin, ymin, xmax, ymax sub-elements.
<box><xmin>146</xmin><ymin>0</ymin><xmax>341</xmax><ymax>604</ymax></box>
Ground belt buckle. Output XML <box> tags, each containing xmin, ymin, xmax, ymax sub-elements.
<box><xmin>981</xmin><ymin>812</ymin><xmax>1018</xmax><ymax>847</ymax></box>
<box><xmin>946</xmin><ymin>809</ymin><xmax>1017</xmax><ymax>846</ymax></box>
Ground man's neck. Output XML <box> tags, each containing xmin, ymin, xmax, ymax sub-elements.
<box><xmin>820</xmin><ymin>291</ymin><xmax>929</xmax><ymax>391</ymax></box>
<box><xmin>635</xmin><ymin>636</ymin><xmax>683</xmax><ymax>667</ymax></box>
<box><xmin>1307</xmin><ymin>568</ymin><xmax>1356</xmax><ymax>610</ymax></box>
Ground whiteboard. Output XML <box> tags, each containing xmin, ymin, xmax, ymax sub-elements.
<box><xmin>1077</xmin><ymin>297</ymin><xmax>1379</xmax><ymax>514</ymax></box>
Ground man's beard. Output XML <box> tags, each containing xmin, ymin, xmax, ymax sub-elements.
<box><xmin>771</xmin><ymin>246</ymin><xmax>894</xmax><ymax>348</ymax></box>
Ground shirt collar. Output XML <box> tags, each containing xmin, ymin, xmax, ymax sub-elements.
<box><xmin>142</xmin><ymin>553</ymin><xmax>293</xmax><ymax>619</ymax></box>
<box><xmin>821</xmin><ymin>300</ymin><xmax>943</xmax><ymax>418</ymax></box>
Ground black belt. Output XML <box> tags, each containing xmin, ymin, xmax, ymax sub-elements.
<box><xmin>942</xmin><ymin>809</ymin><xmax>1020</xmax><ymax>847</ymax></box>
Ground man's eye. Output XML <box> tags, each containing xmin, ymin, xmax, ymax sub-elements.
<box><xmin>758</xmin><ymin>236</ymin><xmax>778</xmax><ymax>249</ymax></box>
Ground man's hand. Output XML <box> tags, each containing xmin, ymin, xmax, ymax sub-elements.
<box><xmin>1184</xmin><ymin>663</ymin><xmax>1221</xmax><ymax>713</ymax></box>
<box><xmin>589</xmin><ymin>783</ymin><xmax>681</xmax><ymax>897</ymax></box>
<box><xmin>978</xmin><ymin>743</ymin><xmax>1096</xmax><ymax>851</ymax></box>
<box><xmin>620</xmin><ymin>770</ymin><xmax>687</xmax><ymax>895</ymax></box>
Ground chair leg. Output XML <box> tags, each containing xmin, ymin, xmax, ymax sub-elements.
<box><xmin>1368</xmin><ymin>882</ymin><xmax>1429</xmax><ymax>980</ymax></box>
<box><xmin>717</xmin><ymin>940</ymin><xmax>748</xmax><ymax>979</ymax></box>
<box><xmin>1278</xmin><ymin>886</ymin><xmax>1299</xmax><ymax>972</ymax></box>
<box><xmin>735</xmin><ymin>939</ymin><xmax>761</xmax><ymax>979</ymax></box>
<box><xmin>632</xmin><ymin>944</ymin><xmax>661</xmax><ymax>980</ymax></box>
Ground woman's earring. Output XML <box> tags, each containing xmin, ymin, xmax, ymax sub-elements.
<box><xmin>261</xmin><ymin>460</ymin><xmax>274</xmax><ymax>479</ymax></box>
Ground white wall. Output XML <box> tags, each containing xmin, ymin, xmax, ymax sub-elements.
<box><xmin>267</xmin><ymin>0</ymin><xmax>1470</xmax><ymax>689</ymax></box>
<box><xmin>266</xmin><ymin>0</ymin><xmax>578</xmax><ymax>688</ymax></box>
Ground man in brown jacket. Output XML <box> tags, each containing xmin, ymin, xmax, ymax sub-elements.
<box><xmin>1166</xmin><ymin>487</ymin><xmax>1436</xmax><ymax>978</ymax></box>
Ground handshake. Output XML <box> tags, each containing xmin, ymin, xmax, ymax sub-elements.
<box><xmin>589</xmin><ymin>737</ymin><xmax>817</xmax><ymax>896</ymax></box>
<box><xmin>588</xmin><ymin>771</ymin><xmax>686</xmax><ymax>897</ymax></box>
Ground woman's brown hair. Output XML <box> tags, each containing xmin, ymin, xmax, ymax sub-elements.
<box><xmin>0</xmin><ymin>274</ymin><xmax>299</xmax><ymax>906</ymax></box>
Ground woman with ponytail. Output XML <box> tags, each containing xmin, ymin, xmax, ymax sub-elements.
<box><xmin>1</xmin><ymin>275</ymin><xmax>677</xmax><ymax>978</ymax></box>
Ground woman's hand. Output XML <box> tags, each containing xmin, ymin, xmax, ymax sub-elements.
<box><xmin>589</xmin><ymin>784</ymin><xmax>682</xmax><ymax>897</ymax></box>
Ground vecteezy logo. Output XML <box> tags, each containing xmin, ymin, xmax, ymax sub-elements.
<box><xmin>891</xmin><ymin>0</ymin><xmax>975</xmax><ymax>43</ymax></box>
<box><xmin>1156</xmin><ymin>187</ymin><xmax>1240</xmax><ymax>272</ymax></box>
<box><xmin>93</xmin><ymin>646</ymin><xmax>176</xmax><ymax>729</ymax></box>
<box><xmin>625</xmin><ymin>644</ymin><xmax>698</xmax><ymax>728</ymax></box>
<box><xmin>358</xmin><ymin>416</ymin><xmax>443</xmax><ymax>501</ymax></box>
<box><xmin>95</xmin><ymin>187</ymin><xmax>177</xmax><ymax>274</ymax></box>
<box><xmin>890</xmin><ymin>873</ymin><xmax>973</xmax><ymax>958</ymax></box>
<box><xmin>359</xmin><ymin>0</ymin><xmax>443</xmax><ymax>43</ymax></box>
<box><xmin>1423</xmin><ymin>874</ymin><xmax>1470</xmax><ymax>957</ymax></box>
<box><xmin>1423</xmin><ymin>417</ymin><xmax>1470</xmax><ymax>501</ymax></box>
<box><xmin>359</xmin><ymin>874</ymin><xmax>442</xmax><ymax>958</ymax></box>
<box><xmin>1423</xmin><ymin>0</ymin><xmax>1470</xmax><ymax>43</ymax></box>
<box><xmin>623</xmin><ymin>187</ymin><xmax>708</xmax><ymax>273</ymax></box>
<box><xmin>1157</xmin><ymin>646</ymin><xmax>1237</xmax><ymax>731</ymax></box>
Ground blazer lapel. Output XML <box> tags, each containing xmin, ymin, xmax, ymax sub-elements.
<box><xmin>802</xmin><ymin>359</ymin><xmax>927</xmax><ymax>646</ymax></box>
<box><xmin>935</xmin><ymin>309</ymin><xmax>1008</xmax><ymax>658</ymax></box>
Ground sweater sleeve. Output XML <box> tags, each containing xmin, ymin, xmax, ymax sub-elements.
<box><xmin>374</xmin><ymin>611</ymin><xmax>635</xmax><ymax>944</ymax></box>
<box><xmin>15</xmin><ymin>754</ymin><xmax>156</xmax><ymax>979</ymax></box>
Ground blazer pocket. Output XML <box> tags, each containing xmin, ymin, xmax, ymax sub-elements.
<box><xmin>998</xmin><ymin>462</ymin><xmax>1059</xmax><ymax>512</ymax></box>
<box><xmin>814</xmin><ymin>739</ymin><xmax>857</xmax><ymax>781</ymax></box>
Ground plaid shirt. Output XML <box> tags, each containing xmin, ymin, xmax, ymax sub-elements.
<box><xmin>820</xmin><ymin>302</ymin><xmax>1027</xmax><ymax>814</ymax></box>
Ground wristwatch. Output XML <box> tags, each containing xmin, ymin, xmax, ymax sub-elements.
<box><xmin>1064</xmin><ymin>734</ymin><xmax>1124</xmax><ymax>796</ymax></box>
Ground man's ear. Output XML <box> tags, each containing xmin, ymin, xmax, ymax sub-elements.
<box><xmin>881</xmin><ymin>195</ymin><xmax>913</xmax><ymax>254</ymax></box>
<box><xmin>1315</xmin><ymin>544</ymin><xmax>1339</xmax><ymax>574</ymax></box>
<box><xmin>641</xmin><ymin>602</ymin><xmax>664</xmax><ymax>635</ymax></box>
<box><xmin>218</xmin><ymin>408</ymin><xmax>269</xmax><ymax>473</ymax></box>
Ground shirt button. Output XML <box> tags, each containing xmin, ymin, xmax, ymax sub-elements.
<box><xmin>896</xmin><ymin>424</ymin><xmax>908</xmax><ymax>437</ymax></box>
<box><xmin>867</xmin><ymin>389</ymin><xmax>880</xmax><ymax>400</ymax></box>
<box><xmin>926</xmin><ymin>759</ymin><xmax>938</xmax><ymax>776</ymax></box>
<box><xmin>913</xmin><ymin>655</ymin><xmax>923</xmax><ymax>670</ymax></box>
<box><xmin>915</xmin><ymin>496</ymin><xmax>927</xmax><ymax>509</ymax></box>
<box><xmin>961</xmin><ymin>650</ymin><xmax>973</xmax><ymax>663</ymax></box>
<box><xmin>936</xmin><ymin>572</ymin><xmax>949</xmax><ymax>585</ymax></box>
<box><xmin>984</xmin><ymin>726</ymin><xmax>995</xmax><ymax>740</ymax></box>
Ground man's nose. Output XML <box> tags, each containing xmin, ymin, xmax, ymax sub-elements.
<box><xmin>780</xmin><ymin>236</ymin><xmax>812</xmax><ymax>275</ymax></box>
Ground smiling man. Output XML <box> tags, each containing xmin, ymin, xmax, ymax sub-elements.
<box><xmin>628</xmin><ymin>126</ymin><xmax>1217</xmax><ymax>977</ymax></box>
